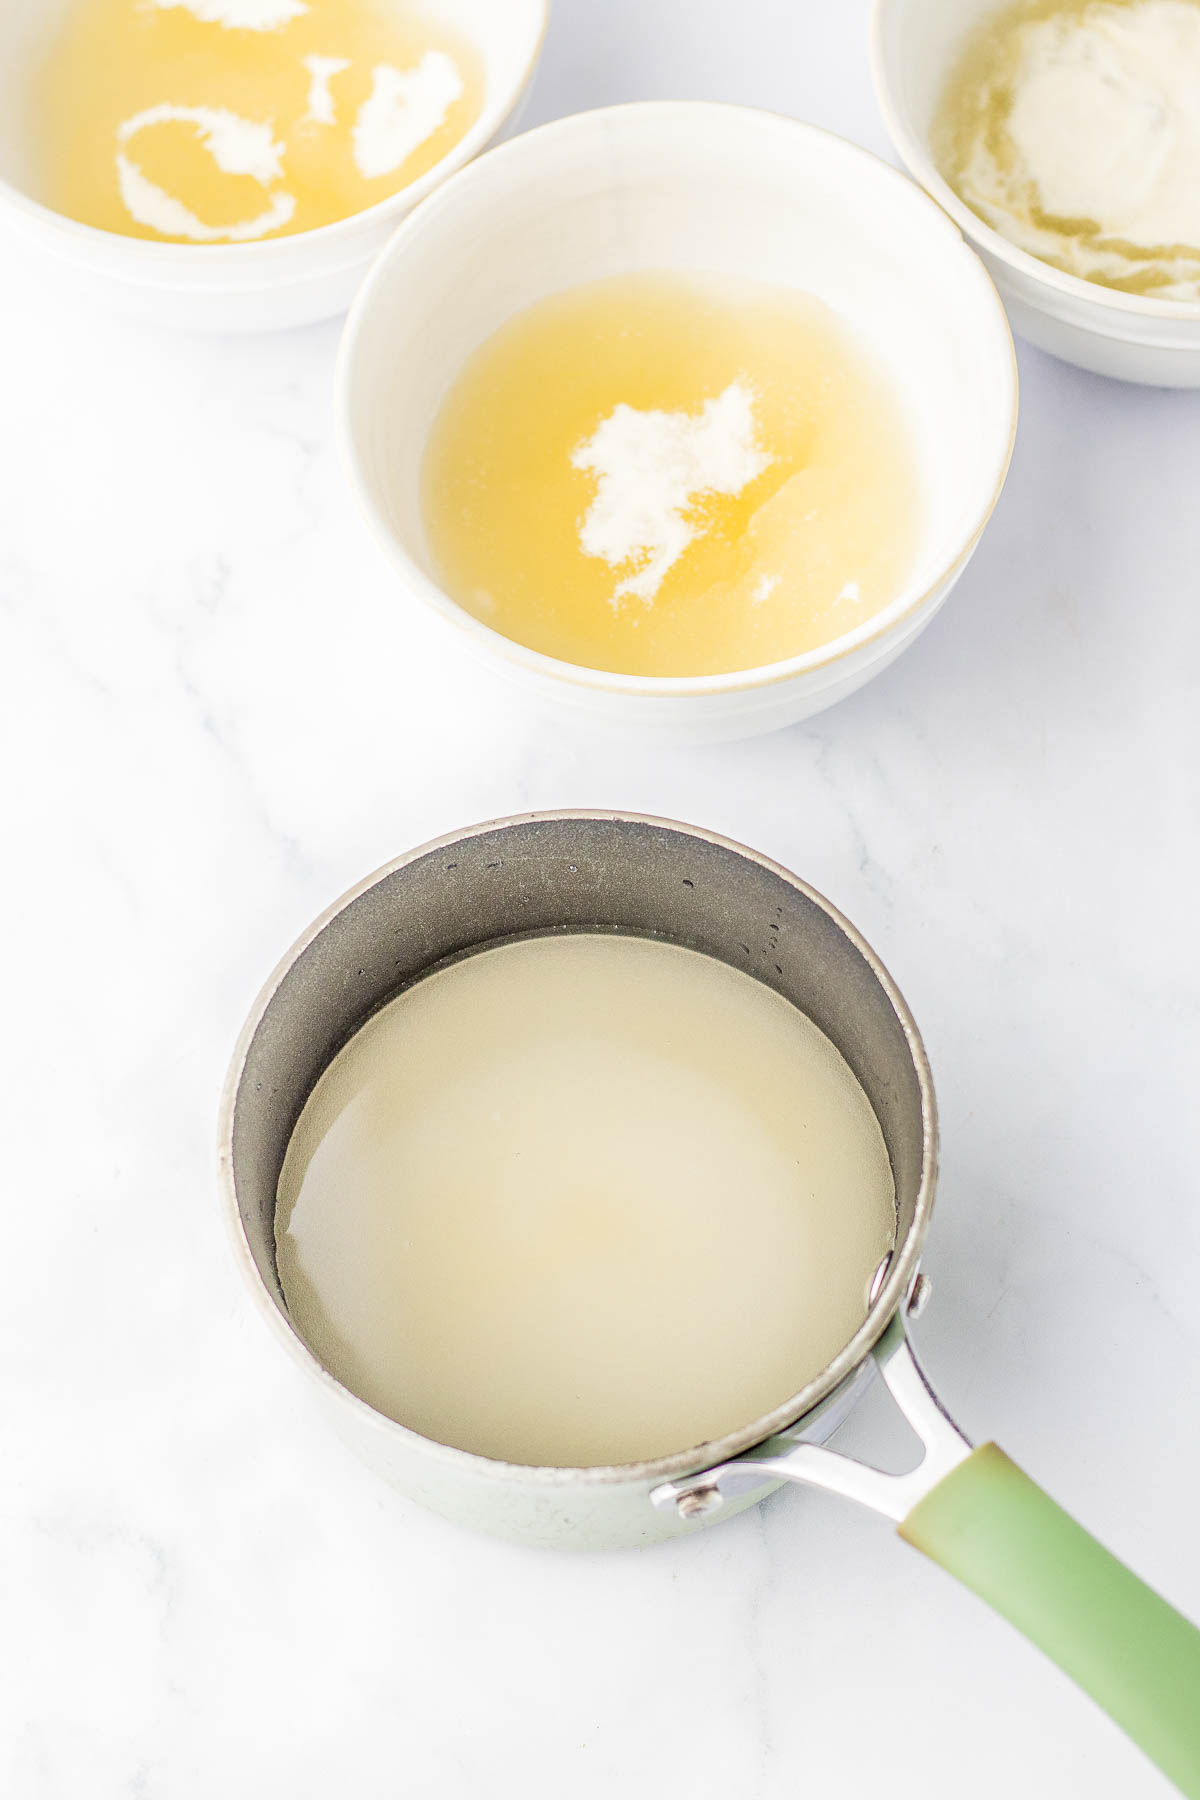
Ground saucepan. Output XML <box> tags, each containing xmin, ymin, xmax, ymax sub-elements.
<box><xmin>219</xmin><ymin>812</ymin><xmax>1200</xmax><ymax>1796</ymax></box>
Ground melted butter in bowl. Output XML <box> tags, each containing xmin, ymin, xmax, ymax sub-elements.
<box><xmin>421</xmin><ymin>271</ymin><xmax>924</xmax><ymax>679</ymax></box>
<box><xmin>34</xmin><ymin>0</ymin><xmax>485</xmax><ymax>243</ymax></box>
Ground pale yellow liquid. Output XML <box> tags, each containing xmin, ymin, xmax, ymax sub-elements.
<box><xmin>276</xmin><ymin>933</ymin><xmax>897</xmax><ymax>1468</ymax></box>
<box><xmin>421</xmin><ymin>273</ymin><xmax>923</xmax><ymax>678</ymax></box>
<box><xmin>36</xmin><ymin>0</ymin><xmax>483</xmax><ymax>242</ymax></box>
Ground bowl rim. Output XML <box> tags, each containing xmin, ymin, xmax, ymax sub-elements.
<box><xmin>336</xmin><ymin>98</ymin><xmax>1019</xmax><ymax>701</ymax></box>
<box><xmin>217</xmin><ymin>809</ymin><xmax>940</xmax><ymax>1491</ymax></box>
<box><xmin>0</xmin><ymin>0</ymin><xmax>549</xmax><ymax>266</ymax></box>
<box><xmin>869</xmin><ymin>0</ymin><xmax>1200</xmax><ymax>331</ymax></box>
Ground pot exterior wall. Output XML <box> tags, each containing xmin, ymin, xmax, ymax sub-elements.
<box><xmin>310</xmin><ymin>1359</ymin><xmax>873</xmax><ymax>1549</ymax></box>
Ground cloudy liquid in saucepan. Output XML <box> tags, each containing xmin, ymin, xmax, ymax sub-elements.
<box><xmin>275</xmin><ymin>933</ymin><xmax>896</xmax><ymax>1468</ymax></box>
<box><xmin>36</xmin><ymin>0</ymin><xmax>483</xmax><ymax>242</ymax></box>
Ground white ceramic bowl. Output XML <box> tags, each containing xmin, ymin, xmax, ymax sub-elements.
<box><xmin>0</xmin><ymin>0</ymin><xmax>547</xmax><ymax>333</ymax></box>
<box><xmin>872</xmin><ymin>0</ymin><xmax>1200</xmax><ymax>387</ymax></box>
<box><xmin>338</xmin><ymin>102</ymin><xmax>1017</xmax><ymax>746</ymax></box>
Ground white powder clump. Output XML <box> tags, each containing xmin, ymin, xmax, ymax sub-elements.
<box><xmin>352</xmin><ymin>52</ymin><xmax>464</xmax><ymax>179</ymax></box>
<box><xmin>571</xmin><ymin>382</ymin><xmax>773</xmax><ymax>605</ymax></box>
<box><xmin>304</xmin><ymin>55</ymin><xmax>351</xmax><ymax>125</ymax></box>
<box><xmin>752</xmin><ymin>573</ymin><xmax>779</xmax><ymax>605</ymax></box>
<box><xmin>115</xmin><ymin>104</ymin><xmax>295</xmax><ymax>240</ymax></box>
<box><xmin>836</xmin><ymin>579</ymin><xmax>861</xmax><ymax>605</ymax></box>
<box><xmin>149</xmin><ymin>0</ymin><xmax>308</xmax><ymax>27</ymax></box>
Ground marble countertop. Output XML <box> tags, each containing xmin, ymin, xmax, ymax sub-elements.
<box><xmin>2</xmin><ymin>2</ymin><xmax>1198</xmax><ymax>1794</ymax></box>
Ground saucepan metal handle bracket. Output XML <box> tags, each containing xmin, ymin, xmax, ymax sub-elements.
<box><xmin>651</xmin><ymin>1312</ymin><xmax>973</xmax><ymax>1524</ymax></box>
<box><xmin>653</xmin><ymin>1312</ymin><xmax>1200</xmax><ymax>1797</ymax></box>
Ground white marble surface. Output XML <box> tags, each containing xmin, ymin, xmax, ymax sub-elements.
<box><xmin>2</xmin><ymin>2</ymin><xmax>1199</xmax><ymax>1794</ymax></box>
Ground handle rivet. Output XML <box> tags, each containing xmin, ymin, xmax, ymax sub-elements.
<box><xmin>677</xmin><ymin>1484</ymin><xmax>723</xmax><ymax>1520</ymax></box>
<box><xmin>907</xmin><ymin>1273</ymin><xmax>932</xmax><ymax>1320</ymax></box>
<box><xmin>868</xmin><ymin>1252</ymin><xmax>893</xmax><ymax>1307</ymax></box>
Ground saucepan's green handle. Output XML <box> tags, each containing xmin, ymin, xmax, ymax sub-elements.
<box><xmin>900</xmin><ymin>1444</ymin><xmax>1200</xmax><ymax>1798</ymax></box>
